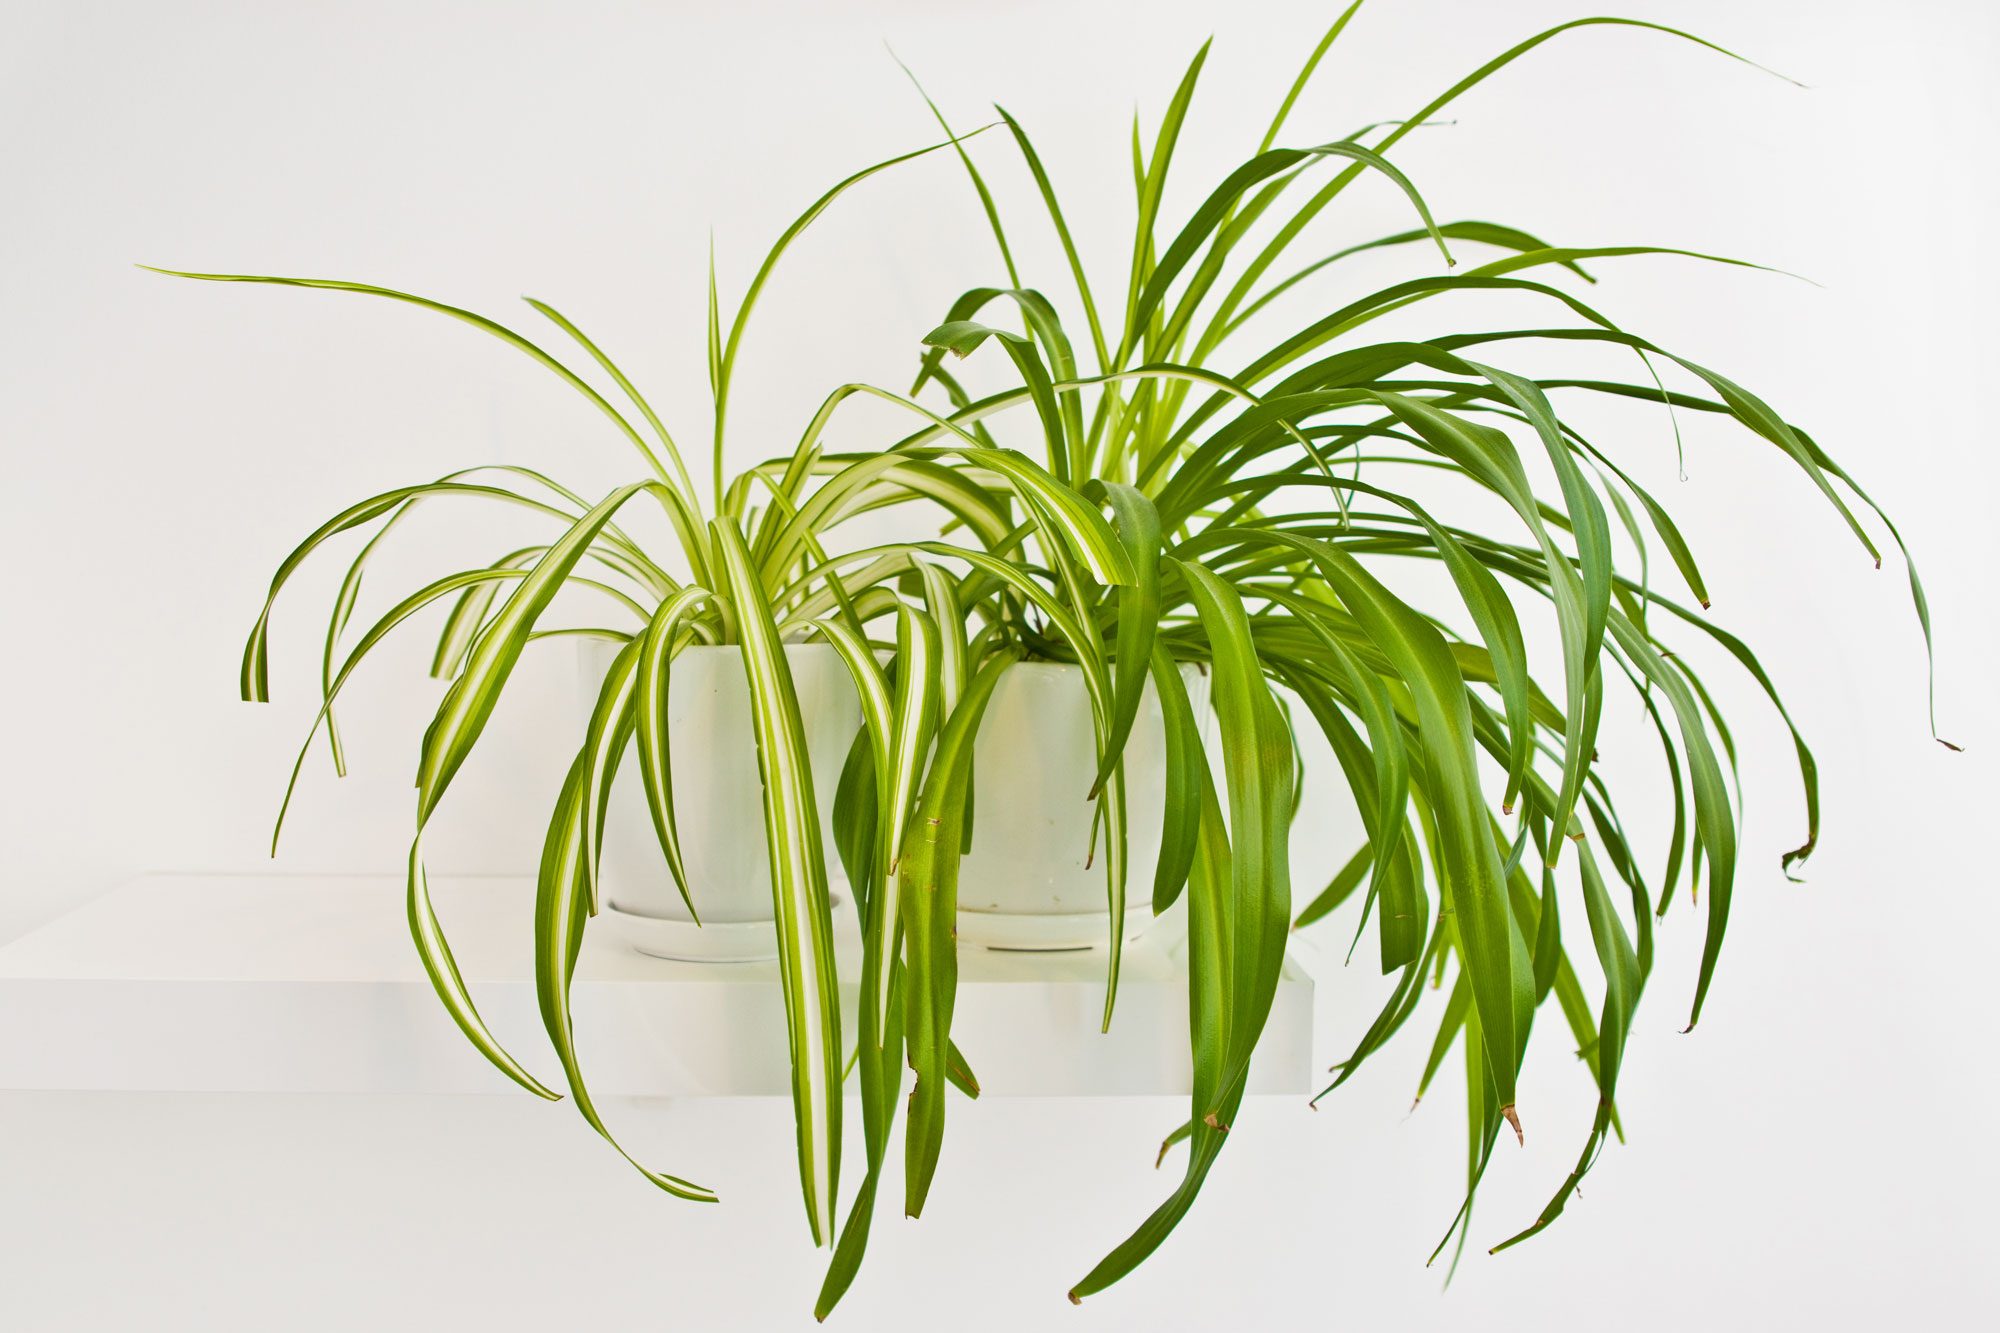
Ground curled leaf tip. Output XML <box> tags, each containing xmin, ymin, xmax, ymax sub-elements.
<box><xmin>1500</xmin><ymin>1103</ymin><xmax>1523</xmax><ymax>1145</ymax></box>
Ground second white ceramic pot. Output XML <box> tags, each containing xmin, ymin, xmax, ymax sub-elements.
<box><xmin>578</xmin><ymin>639</ymin><xmax>862</xmax><ymax>953</ymax></box>
<box><xmin>955</xmin><ymin>659</ymin><xmax>1212</xmax><ymax>950</ymax></box>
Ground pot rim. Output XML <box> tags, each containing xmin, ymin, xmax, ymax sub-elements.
<box><xmin>999</xmin><ymin>656</ymin><xmax>1209</xmax><ymax>675</ymax></box>
<box><xmin>579</xmin><ymin>637</ymin><xmax>846</xmax><ymax>656</ymax></box>
<box><xmin>587</xmin><ymin>639</ymin><xmax>1208</xmax><ymax>667</ymax></box>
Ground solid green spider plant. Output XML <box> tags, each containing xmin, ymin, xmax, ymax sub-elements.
<box><xmin>766</xmin><ymin>3</ymin><xmax>1949</xmax><ymax>1308</ymax></box>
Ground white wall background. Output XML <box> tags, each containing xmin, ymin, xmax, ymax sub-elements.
<box><xmin>2</xmin><ymin>0</ymin><xmax>1994</xmax><ymax>1328</ymax></box>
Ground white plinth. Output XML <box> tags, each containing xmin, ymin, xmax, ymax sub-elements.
<box><xmin>0</xmin><ymin>875</ymin><xmax>1313</xmax><ymax>1098</ymax></box>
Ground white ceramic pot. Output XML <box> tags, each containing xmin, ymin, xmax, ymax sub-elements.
<box><xmin>578</xmin><ymin>639</ymin><xmax>861</xmax><ymax>959</ymax></box>
<box><xmin>955</xmin><ymin>660</ymin><xmax>1211</xmax><ymax>950</ymax></box>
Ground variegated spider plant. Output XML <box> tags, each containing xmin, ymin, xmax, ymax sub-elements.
<box><xmin>153</xmin><ymin>131</ymin><xmax>1138</xmax><ymax>1285</ymax></box>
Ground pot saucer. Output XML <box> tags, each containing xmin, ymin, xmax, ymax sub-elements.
<box><xmin>601</xmin><ymin>904</ymin><xmax>777</xmax><ymax>963</ymax></box>
<box><xmin>602</xmin><ymin>890</ymin><xmax>846</xmax><ymax>964</ymax></box>
<box><xmin>956</xmin><ymin>908</ymin><xmax>1152</xmax><ymax>952</ymax></box>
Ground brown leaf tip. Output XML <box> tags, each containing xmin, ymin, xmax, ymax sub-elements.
<box><xmin>1067</xmin><ymin>1291</ymin><xmax>1082</xmax><ymax>1307</ymax></box>
<box><xmin>1500</xmin><ymin>1102</ymin><xmax>1524</xmax><ymax>1146</ymax></box>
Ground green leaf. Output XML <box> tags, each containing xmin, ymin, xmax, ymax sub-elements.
<box><xmin>1147</xmin><ymin>643</ymin><xmax>1208</xmax><ymax>915</ymax></box>
<box><xmin>535</xmin><ymin>640</ymin><xmax>718</xmax><ymax>1200</ymax></box>
<box><xmin>1088</xmin><ymin>482</ymin><xmax>1164</xmax><ymax>799</ymax></box>
<box><xmin>632</xmin><ymin>586</ymin><xmax>723</xmax><ymax>920</ymax></box>
<box><xmin>1070</xmin><ymin>558</ymin><xmax>1292</xmax><ymax>1301</ymax></box>
<box><xmin>903</xmin><ymin>646</ymin><xmax>1022</xmax><ymax>1218</ymax></box>
<box><xmin>710</xmin><ymin>129</ymin><xmax>995</xmax><ymax>503</ymax></box>
<box><xmin>145</xmin><ymin>267</ymin><xmax>691</xmax><ymax>497</ymax></box>
<box><xmin>1128</xmin><ymin>138</ymin><xmax>1454</xmax><ymax>353</ymax></box>
<box><xmin>711</xmin><ymin>518</ymin><xmax>845</xmax><ymax>1245</ymax></box>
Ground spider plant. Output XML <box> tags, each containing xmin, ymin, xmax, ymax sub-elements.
<box><xmin>152</xmin><ymin>130</ymin><xmax>1138</xmax><ymax>1262</ymax></box>
<box><xmin>158</xmin><ymin>5</ymin><xmax>1946</xmax><ymax>1321</ymax></box>
<box><xmin>773</xmin><ymin>4</ymin><xmax>1950</xmax><ymax>1308</ymax></box>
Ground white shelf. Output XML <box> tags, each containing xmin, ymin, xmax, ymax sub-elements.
<box><xmin>0</xmin><ymin>874</ymin><xmax>1313</xmax><ymax>1098</ymax></box>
